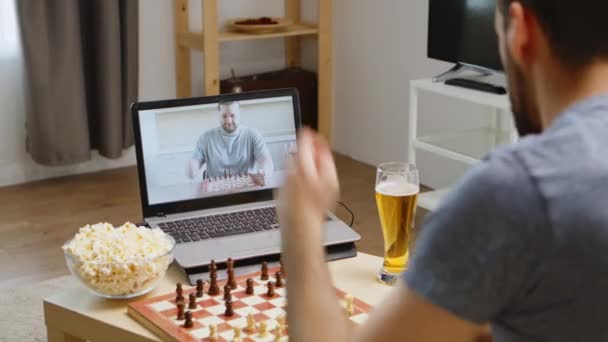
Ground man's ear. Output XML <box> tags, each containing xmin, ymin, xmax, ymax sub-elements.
<box><xmin>506</xmin><ymin>2</ymin><xmax>534</xmax><ymax>69</ymax></box>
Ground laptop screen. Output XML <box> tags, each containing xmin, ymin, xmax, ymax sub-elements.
<box><xmin>138</xmin><ymin>95</ymin><xmax>297</xmax><ymax>205</ymax></box>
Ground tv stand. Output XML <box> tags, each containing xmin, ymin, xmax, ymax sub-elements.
<box><xmin>433</xmin><ymin>63</ymin><xmax>494</xmax><ymax>82</ymax></box>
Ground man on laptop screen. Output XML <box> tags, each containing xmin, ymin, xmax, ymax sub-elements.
<box><xmin>187</xmin><ymin>101</ymin><xmax>274</xmax><ymax>190</ymax></box>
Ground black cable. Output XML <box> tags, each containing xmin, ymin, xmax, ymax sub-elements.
<box><xmin>336</xmin><ymin>201</ymin><xmax>355</xmax><ymax>227</ymax></box>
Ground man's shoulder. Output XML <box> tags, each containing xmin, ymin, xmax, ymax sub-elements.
<box><xmin>441</xmin><ymin>143</ymin><xmax>542</xmax><ymax>218</ymax></box>
<box><xmin>199</xmin><ymin>128</ymin><xmax>221</xmax><ymax>141</ymax></box>
<box><xmin>473</xmin><ymin>143</ymin><xmax>533</xmax><ymax>192</ymax></box>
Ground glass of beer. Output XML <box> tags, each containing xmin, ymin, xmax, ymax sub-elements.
<box><xmin>375</xmin><ymin>162</ymin><xmax>419</xmax><ymax>285</ymax></box>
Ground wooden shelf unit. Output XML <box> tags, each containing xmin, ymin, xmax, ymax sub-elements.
<box><xmin>173</xmin><ymin>0</ymin><xmax>333</xmax><ymax>141</ymax></box>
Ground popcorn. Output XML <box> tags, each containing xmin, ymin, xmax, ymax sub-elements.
<box><xmin>63</xmin><ymin>222</ymin><xmax>174</xmax><ymax>297</ymax></box>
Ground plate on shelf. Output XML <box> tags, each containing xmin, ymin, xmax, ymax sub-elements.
<box><xmin>228</xmin><ymin>17</ymin><xmax>291</xmax><ymax>34</ymax></box>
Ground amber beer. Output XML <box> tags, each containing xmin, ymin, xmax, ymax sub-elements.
<box><xmin>375</xmin><ymin>163</ymin><xmax>419</xmax><ymax>285</ymax></box>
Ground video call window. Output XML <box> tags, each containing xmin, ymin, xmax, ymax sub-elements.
<box><xmin>139</xmin><ymin>96</ymin><xmax>296</xmax><ymax>205</ymax></box>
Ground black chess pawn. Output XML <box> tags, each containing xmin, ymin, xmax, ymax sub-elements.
<box><xmin>224</xmin><ymin>284</ymin><xmax>232</xmax><ymax>301</ymax></box>
<box><xmin>188</xmin><ymin>293</ymin><xmax>197</xmax><ymax>310</ymax></box>
<box><xmin>176</xmin><ymin>301</ymin><xmax>185</xmax><ymax>320</ymax></box>
<box><xmin>275</xmin><ymin>271</ymin><xmax>284</xmax><ymax>287</ymax></box>
<box><xmin>225</xmin><ymin>300</ymin><xmax>234</xmax><ymax>317</ymax></box>
<box><xmin>245</xmin><ymin>278</ymin><xmax>254</xmax><ymax>295</ymax></box>
<box><xmin>184</xmin><ymin>311</ymin><xmax>194</xmax><ymax>328</ymax></box>
<box><xmin>266</xmin><ymin>281</ymin><xmax>276</xmax><ymax>297</ymax></box>
<box><xmin>261</xmin><ymin>261</ymin><xmax>269</xmax><ymax>280</ymax></box>
<box><xmin>196</xmin><ymin>279</ymin><xmax>204</xmax><ymax>297</ymax></box>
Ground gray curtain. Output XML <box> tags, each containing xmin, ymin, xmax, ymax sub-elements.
<box><xmin>17</xmin><ymin>0</ymin><xmax>138</xmax><ymax>166</ymax></box>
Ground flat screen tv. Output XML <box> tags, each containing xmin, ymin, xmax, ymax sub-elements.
<box><xmin>428</xmin><ymin>0</ymin><xmax>503</xmax><ymax>72</ymax></box>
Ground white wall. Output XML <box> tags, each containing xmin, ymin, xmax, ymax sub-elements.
<box><xmin>0</xmin><ymin>0</ymin><xmax>303</xmax><ymax>187</ymax></box>
<box><xmin>332</xmin><ymin>0</ymin><xmax>498</xmax><ymax>189</ymax></box>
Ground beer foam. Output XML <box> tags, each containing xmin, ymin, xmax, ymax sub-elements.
<box><xmin>376</xmin><ymin>181</ymin><xmax>419</xmax><ymax>197</ymax></box>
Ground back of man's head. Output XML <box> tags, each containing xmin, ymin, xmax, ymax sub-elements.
<box><xmin>498</xmin><ymin>0</ymin><xmax>608</xmax><ymax>69</ymax></box>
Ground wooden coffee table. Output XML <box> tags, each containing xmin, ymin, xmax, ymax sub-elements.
<box><xmin>44</xmin><ymin>253</ymin><xmax>392</xmax><ymax>342</ymax></box>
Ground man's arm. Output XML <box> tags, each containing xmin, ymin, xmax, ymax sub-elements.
<box><xmin>187</xmin><ymin>159</ymin><xmax>201</xmax><ymax>179</ymax></box>
<box><xmin>278</xmin><ymin>129</ymin><xmax>487</xmax><ymax>342</ymax></box>
<box><xmin>188</xmin><ymin>135</ymin><xmax>206</xmax><ymax>179</ymax></box>
<box><xmin>250</xmin><ymin>129</ymin><xmax>274</xmax><ymax>185</ymax></box>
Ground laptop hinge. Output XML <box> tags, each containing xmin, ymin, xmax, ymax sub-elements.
<box><xmin>155</xmin><ymin>212</ymin><xmax>166</xmax><ymax>218</ymax></box>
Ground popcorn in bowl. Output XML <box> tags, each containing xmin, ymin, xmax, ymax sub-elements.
<box><xmin>63</xmin><ymin>222</ymin><xmax>175</xmax><ymax>299</ymax></box>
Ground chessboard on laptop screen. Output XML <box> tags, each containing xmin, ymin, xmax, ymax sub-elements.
<box><xmin>139</xmin><ymin>96</ymin><xmax>297</xmax><ymax>205</ymax></box>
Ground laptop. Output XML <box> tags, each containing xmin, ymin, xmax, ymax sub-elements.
<box><xmin>131</xmin><ymin>88</ymin><xmax>361</xmax><ymax>270</ymax></box>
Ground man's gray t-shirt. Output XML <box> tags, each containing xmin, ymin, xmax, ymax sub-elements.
<box><xmin>405</xmin><ymin>96</ymin><xmax>608</xmax><ymax>341</ymax></box>
<box><xmin>192</xmin><ymin>126</ymin><xmax>266</xmax><ymax>178</ymax></box>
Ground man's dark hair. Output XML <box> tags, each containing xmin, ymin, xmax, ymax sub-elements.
<box><xmin>498</xmin><ymin>0</ymin><xmax>608</xmax><ymax>68</ymax></box>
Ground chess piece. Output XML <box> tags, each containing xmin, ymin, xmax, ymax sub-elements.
<box><xmin>245</xmin><ymin>313</ymin><xmax>256</xmax><ymax>333</ymax></box>
<box><xmin>196</xmin><ymin>279</ymin><xmax>204</xmax><ymax>297</ymax></box>
<box><xmin>208</xmin><ymin>272</ymin><xmax>220</xmax><ymax>296</ymax></box>
<box><xmin>176</xmin><ymin>301</ymin><xmax>185</xmax><ymax>320</ymax></box>
<box><xmin>224</xmin><ymin>284</ymin><xmax>232</xmax><ymax>301</ymax></box>
<box><xmin>276</xmin><ymin>314</ymin><xmax>286</xmax><ymax>327</ymax></box>
<box><xmin>275</xmin><ymin>271</ymin><xmax>283</xmax><ymax>287</ymax></box>
<box><xmin>210</xmin><ymin>259</ymin><xmax>217</xmax><ymax>273</ymax></box>
<box><xmin>209</xmin><ymin>324</ymin><xmax>218</xmax><ymax>341</ymax></box>
<box><xmin>273</xmin><ymin>326</ymin><xmax>282</xmax><ymax>342</ymax></box>
<box><xmin>188</xmin><ymin>293</ymin><xmax>197</xmax><ymax>309</ymax></box>
<box><xmin>184</xmin><ymin>311</ymin><xmax>194</xmax><ymax>328</ymax></box>
<box><xmin>232</xmin><ymin>327</ymin><xmax>242</xmax><ymax>342</ymax></box>
<box><xmin>257</xmin><ymin>321</ymin><xmax>268</xmax><ymax>337</ymax></box>
<box><xmin>175</xmin><ymin>282</ymin><xmax>184</xmax><ymax>303</ymax></box>
<box><xmin>225</xmin><ymin>299</ymin><xmax>234</xmax><ymax>317</ymax></box>
<box><xmin>266</xmin><ymin>281</ymin><xmax>276</xmax><ymax>297</ymax></box>
<box><xmin>261</xmin><ymin>261</ymin><xmax>269</xmax><ymax>280</ymax></box>
<box><xmin>345</xmin><ymin>294</ymin><xmax>355</xmax><ymax>316</ymax></box>
<box><xmin>227</xmin><ymin>268</ymin><xmax>237</xmax><ymax>289</ymax></box>
<box><xmin>226</xmin><ymin>257</ymin><xmax>234</xmax><ymax>271</ymax></box>
<box><xmin>245</xmin><ymin>278</ymin><xmax>254</xmax><ymax>295</ymax></box>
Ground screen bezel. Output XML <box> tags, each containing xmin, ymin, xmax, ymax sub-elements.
<box><xmin>131</xmin><ymin>88</ymin><xmax>302</xmax><ymax>219</ymax></box>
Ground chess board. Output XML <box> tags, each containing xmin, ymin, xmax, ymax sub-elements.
<box><xmin>128</xmin><ymin>266</ymin><xmax>372</xmax><ymax>342</ymax></box>
<box><xmin>206</xmin><ymin>176</ymin><xmax>256</xmax><ymax>193</ymax></box>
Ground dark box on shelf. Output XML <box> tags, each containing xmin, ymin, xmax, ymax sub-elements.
<box><xmin>220</xmin><ymin>67</ymin><xmax>318</xmax><ymax>129</ymax></box>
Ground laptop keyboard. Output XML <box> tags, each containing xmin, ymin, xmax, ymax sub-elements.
<box><xmin>157</xmin><ymin>207</ymin><xmax>279</xmax><ymax>244</ymax></box>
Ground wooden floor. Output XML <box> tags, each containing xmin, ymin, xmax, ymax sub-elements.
<box><xmin>0</xmin><ymin>154</ymin><xmax>427</xmax><ymax>289</ymax></box>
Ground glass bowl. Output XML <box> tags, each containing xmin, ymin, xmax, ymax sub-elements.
<box><xmin>63</xmin><ymin>235</ymin><xmax>175</xmax><ymax>299</ymax></box>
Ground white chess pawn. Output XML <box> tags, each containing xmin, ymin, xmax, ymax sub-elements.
<box><xmin>209</xmin><ymin>324</ymin><xmax>218</xmax><ymax>341</ymax></box>
<box><xmin>232</xmin><ymin>326</ymin><xmax>242</xmax><ymax>342</ymax></box>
